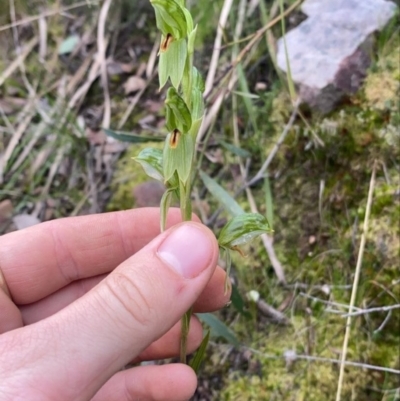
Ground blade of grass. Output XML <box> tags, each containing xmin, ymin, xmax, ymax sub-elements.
<box><xmin>335</xmin><ymin>162</ymin><xmax>377</xmax><ymax>401</ymax></box>
<box><xmin>190</xmin><ymin>330</ymin><xmax>210</xmax><ymax>373</ymax></box>
<box><xmin>199</xmin><ymin>171</ymin><xmax>244</xmax><ymax>217</ymax></box>
<box><xmin>278</xmin><ymin>0</ymin><xmax>297</xmax><ymax>101</ymax></box>
<box><xmin>198</xmin><ymin>313</ymin><xmax>239</xmax><ymax>347</ymax></box>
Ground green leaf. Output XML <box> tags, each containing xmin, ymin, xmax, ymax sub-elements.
<box><xmin>197</xmin><ymin>313</ymin><xmax>239</xmax><ymax>347</ymax></box>
<box><xmin>151</xmin><ymin>0</ymin><xmax>188</xmax><ymax>39</ymax></box>
<box><xmin>199</xmin><ymin>171</ymin><xmax>244</xmax><ymax>217</ymax></box>
<box><xmin>133</xmin><ymin>148</ymin><xmax>163</xmax><ymax>181</ymax></box>
<box><xmin>163</xmin><ymin>132</ymin><xmax>194</xmax><ymax>184</ymax></box>
<box><xmin>58</xmin><ymin>34</ymin><xmax>79</xmax><ymax>55</ymax></box>
<box><xmin>190</xmin><ymin>330</ymin><xmax>210</xmax><ymax>373</ymax></box>
<box><xmin>219</xmin><ymin>140</ymin><xmax>251</xmax><ymax>158</ymax></box>
<box><xmin>232</xmin><ymin>90</ymin><xmax>260</xmax><ymax>99</ymax></box>
<box><xmin>231</xmin><ymin>284</ymin><xmax>252</xmax><ymax>319</ymax></box>
<box><xmin>159</xmin><ymin>38</ymin><xmax>187</xmax><ymax>89</ymax></box>
<box><xmin>218</xmin><ymin>213</ymin><xmax>272</xmax><ymax>247</ymax></box>
<box><xmin>160</xmin><ymin>187</ymin><xmax>175</xmax><ymax>232</ymax></box>
<box><xmin>165</xmin><ymin>87</ymin><xmax>192</xmax><ymax>133</ymax></box>
<box><xmin>103</xmin><ymin>129</ymin><xmax>164</xmax><ymax>143</ymax></box>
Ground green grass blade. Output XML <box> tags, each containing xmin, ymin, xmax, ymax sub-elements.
<box><xmin>219</xmin><ymin>140</ymin><xmax>251</xmax><ymax>158</ymax></box>
<box><xmin>264</xmin><ymin>176</ymin><xmax>274</xmax><ymax>230</ymax></box>
<box><xmin>103</xmin><ymin>129</ymin><xmax>164</xmax><ymax>143</ymax></box>
<box><xmin>231</xmin><ymin>284</ymin><xmax>251</xmax><ymax>319</ymax></box>
<box><xmin>199</xmin><ymin>171</ymin><xmax>244</xmax><ymax>217</ymax></box>
<box><xmin>279</xmin><ymin>0</ymin><xmax>297</xmax><ymax>101</ymax></box>
<box><xmin>189</xmin><ymin>330</ymin><xmax>210</xmax><ymax>373</ymax></box>
<box><xmin>197</xmin><ymin>313</ymin><xmax>239</xmax><ymax>347</ymax></box>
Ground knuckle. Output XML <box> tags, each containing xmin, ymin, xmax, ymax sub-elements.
<box><xmin>104</xmin><ymin>269</ymin><xmax>154</xmax><ymax>330</ymax></box>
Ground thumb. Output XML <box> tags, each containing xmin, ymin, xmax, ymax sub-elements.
<box><xmin>2</xmin><ymin>222</ymin><xmax>219</xmax><ymax>400</ymax></box>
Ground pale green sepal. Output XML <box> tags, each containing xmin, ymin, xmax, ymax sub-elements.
<box><xmin>169</xmin><ymin>39</ymin><xmax>187</xmax><ymax>88</ymax></box>
<box><xmin>159</xmin><ymin>39</ymin><xmax>187</xmax><ymax>89</ymax></box>
<box><xmin>133</xmin><ymin>148</ymin><xmax>163</xmax><ymax>181</ymax></box>
<box><xmin>163</xmin><ymin>133</ymin><xmax>194</xmax><ymax>184</ymax></box>
<box><xmin>160</xmin><ymin>187</ymin><xmax>176</xmax><ymax>232</ymax></box>
<box><xmin>218</xmin><ymin>213</ymin><xmax>272</xmax><ymax>248</ymax></box>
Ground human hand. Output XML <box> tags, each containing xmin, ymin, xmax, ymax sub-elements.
<box><xmin>0</xmin><ymin>208</ymin><xmax>230</xmax><ymax>401</ymax></box>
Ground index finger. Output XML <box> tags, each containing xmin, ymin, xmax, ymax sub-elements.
<box><xmin>0</xmin><ymin>208</ymin><xmax>195</xmax><ymax>304</ymax></box>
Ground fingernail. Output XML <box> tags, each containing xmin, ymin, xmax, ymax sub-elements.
<box><xmin>157</xmin><ymin>223</ymin><xmax>214</xmax><ymax>279</ymax></box>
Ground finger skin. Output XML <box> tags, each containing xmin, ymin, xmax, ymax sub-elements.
<box><xmin>91</xmin><ymin>364</ymin><xmax>197</xmax><ymax>401</ymax></box>
<box><xmin>0</xmin><ymin>222</ymin><xmax>218</xmax><ymax>401</ymax></box>
<box><xmin>20</xmin><ymin>266</ymin><xmax>230</xmax><ymax>325</ymax></box>
<box><xmin>0</xmin><ymin>290</ymin><xmax>22</xmax><ymax>334</ymax></box>
<box><xmin>0</xmin><ymin>208</ymin><xmax>199</xmax><ymax>304</ymax></box>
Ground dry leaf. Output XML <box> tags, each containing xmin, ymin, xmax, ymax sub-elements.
<box><xmin>124</xmin><ymin>76</ymin><xmax>146</xmax><ymax>95</ymax></box>
<box><xmin>107</xmin><ymin>60</ymin><xmax>135</xmax><ymax>76</ymax></box>
<box><xmin>86</xmin><ymin>128</ymin><xmax>107</xmax><ymax>146</ymax></box>
<box><xmin>0</xmin><ymin>199</ymin><xmax>13</xmax><ymax>224</ymax></box>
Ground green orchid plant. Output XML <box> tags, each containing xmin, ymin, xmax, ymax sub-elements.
<box><xmin>133</xmin><ymin>0</ymin><xmax>272</xmax><ymax>365</ymax></box>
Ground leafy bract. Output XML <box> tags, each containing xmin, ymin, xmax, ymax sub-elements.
<box><xmin>218</xmin><ymin>213</ymin><xmax>272</xmax><ymax>248</ymax></box>
<box><xmin>160</xmin><ymin>187</ymin><xmax>176</xmax><ymax>232</ymax></box>
<box><xmin>133</xmin><ymin>148</ymin><xmax>163</xmax><ymax>182</ymax></box>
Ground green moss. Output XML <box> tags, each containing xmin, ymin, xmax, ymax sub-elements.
<box><xmin>204</xmin><ymin>33</ymin><xmax>400</xmax><ymax>400</ymax></box>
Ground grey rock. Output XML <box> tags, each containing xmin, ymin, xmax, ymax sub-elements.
<box><xmin>13</xmin><ymin>214</ymin><xmax>41</xmax><ymax>230</ymax></box>
<box><xmin>277</xmin><ymin>0</ymin><xmax>398</xmax><ymax>113</ymax></box>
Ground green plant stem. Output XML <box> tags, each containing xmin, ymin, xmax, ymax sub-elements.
<box><xmin>179</xmin><ymin>44</ymin><xmax>196</xmax><ymax>363</ymax></box>
<box><xmin>179</xmin><ymin>174</ymin><xmax>193</xmax><ymax>363</ymax></box>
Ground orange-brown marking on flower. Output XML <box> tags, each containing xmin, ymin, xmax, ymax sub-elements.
<box><xmin>231</xmin><ymin>245</ymin><xmax>246</xmax><ymax>257</ymax></box>
<box><xmin>170</xmin><ymin>129</ymin><xmax>180</xmax><ymax>148</ymax></box>
<box><xmin>160</xmin><ymin>33</ymin><xmax>174</xmax><ymax>52</ymax></box>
